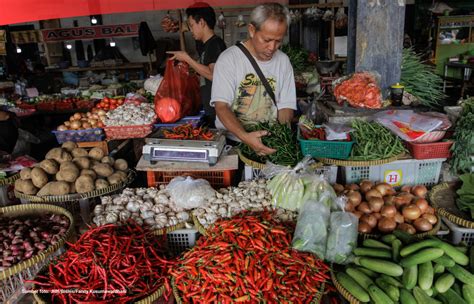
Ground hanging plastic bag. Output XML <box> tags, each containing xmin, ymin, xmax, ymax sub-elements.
<box><xmin>335</xmin><ymin>7</ymin><xmax>348</xmax><ymax>29</ymax></box>
<box><xmin>166</xmin><ymin>176</ymin><xmax>216</xmax><ymax>210</ymax></box>
<box><xmin>325</xmin><ymin>209</ymin><xmax>358</xmax><ymax>264</ymax></box>
<box><xmin>154</xmin><ymin>60</ymin><xmax>201</xmax><ymax>123</ymax></box>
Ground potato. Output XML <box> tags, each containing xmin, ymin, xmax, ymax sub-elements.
<box><xmin>57</xmin><ymin>151</ymin><xmax>73</xmax><ymax>164</ymax></box>
<box><xmin>59</xmin><ymin>168</ymin><xmax>80</xmax><ymax>183</ymax></box>
<box><xmin>39</xmin><ymin>159</ymin><xmax>59</xmax><ymax>175</ymax></box>
<box><xmin>95</xmin><ymin>179</ymin><xmax>110</xmax><ymax>190</ymax></box>
<box><xmin>72</xmin><ymin>148</ymin><xmax>88</xmax><ymax>158</ymax></box>
<box><xmin>73</xmin><ymin>157</ymin><xmax>91</xmax><ymax>170</ymax></box>
<box><xmin>88</xmin><ymin>147</ymin><xmax>105</xmax><ymax>161</ymax></box>
<box><xmin>101</xmin><ymin>156</ymin><xmax>115</xmax><ymax>166</ymax></box>
<box><xmin>31</xmin><ymin>167</ymin><xmax>48</xmax><ymax>188</ymax></box>
<box><xmin>92</xmin><ymin>163</ymin><xmax>114</xmax><ymax>177</ymax></box>
<box><xmin>20</xmin><ymin>167</ymin><xmax>32</xmax><ymax>180</ymax></box>
<box><xmin>15</xmin><ymin>179</ymin><xmax>38</xmax><ymax>195</ymax></box>
<box><xmin>60</xmin><ymin>161</ymin><xmax>78</xmax><ymax>171</ymax></box>
<box><xmin>45</xmin><ymin>148</ymin><xmax>63</xmax><ymax>160</ymax></box>
<box><xmin>107</xmin><ymin>171</ymin><xmax>127</xmax><ymax>185</ymax></box>
<box><xmin>61</xmin><ymin>141</ymin><xmax>78</xmax><ymax>152</ymax></box>
<box><xmin>80</xmin><ymin>169</ymin><xmax>97</xmax><ymax>180</ymax></box>
<box><xmin>114</xmin><ymin>159</ymin><xmax>128</xmax><ymax>171</ymax></box>
<box><xmin>75</xmin><ymin>175</ymin><xmax>95</xmax><ymax>193</ymax></box>
<box><xmin>37</xmin><ymin>181</ymin><xmax>70</xmax><ymax>196</ymax></box>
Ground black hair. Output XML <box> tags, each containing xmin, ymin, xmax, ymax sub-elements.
<box><xmin>34</xmin><ymin>63</ymin><xmax>45</xmax><ymax>73</ymax></box>
<box><xmin>186</xmin><ymin>2</ymin><xmax>216</xmax><ymax>30</ymax></box>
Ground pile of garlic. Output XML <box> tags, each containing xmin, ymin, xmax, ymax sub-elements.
<box><xmin>193</xmin><ymin>179</ymin><xmax>297</xmax><ymax>228</ymax></box>
<box><xmin>92</xmin><ymin>186</ymin><xmax>190</xmax><ymax>229</ymax></box>
<box><xmin>103</xmin><ymin>103</ymin><xmax>156</xmax><ymax>126</ymax></box>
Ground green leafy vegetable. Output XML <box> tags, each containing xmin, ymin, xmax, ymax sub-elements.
<box><xmin>456</xmin><ymin>173</ymin><xmax>474</xmax><ymax>219</ymax></box>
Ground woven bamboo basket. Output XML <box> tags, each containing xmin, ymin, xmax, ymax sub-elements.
<box><xmin>331</xmin><ymin>271</ymin><xmax>360</xmax><ymax>304</ymax></box>
<box><xmin>191</xmin><ymin>213</ymin><xmax>208</xmax><ymax>236</ymax></box>
<box><xmin>172</xmin><ymin>278</ymin><xmax>325</xmax><ymax>303</ymax></box>
<box><xmin>0</xmin><ymin>204</ymin><xmax>75</xmax><ymax>303</ymax></box>
<box><xmin>238</xmin><ymin>149</ymin><xmax>267</xmax><ymax>170</ymax></box>
<box><xmin>0</xmin><ymin>173</ymin><xmax>20</xmax><ymax>186</ymax></box>
<box><xmin>430</xmin><ymin>182</ymin><xmax>474</xmax><ymax>229</ymax></box>
<box><xmin>318</xmin><ymin>153</ymin><xmax>404</xmax><ymax>167</ymax></box>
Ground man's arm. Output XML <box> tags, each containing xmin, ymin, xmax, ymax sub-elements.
<box><xmin>167</xmin><ymin>51</ymin><xmax>214</xmax><ymax>80</ymax></box>
<box><xmin>215</xmin><ymin>102</ymin><xmax>276</xmax><ymax>156</ymax></box>
<box><xmin>277</xmin><ymin>108</ymin><xmax>294</xmax><ymax>125</ymax></box>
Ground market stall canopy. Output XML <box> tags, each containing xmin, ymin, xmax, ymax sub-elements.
<box><xmin>0</xmin><ymin>0</ymin><xmax>286</xmax><ymax>26</ymax></box>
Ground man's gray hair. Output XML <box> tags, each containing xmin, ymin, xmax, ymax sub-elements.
<box><xmin>250</xmin><ymin>3</ymin><xmax>291</xmax><ymax>31</ymax></box>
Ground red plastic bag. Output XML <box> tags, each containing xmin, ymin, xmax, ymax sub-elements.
<box><xmin>154</xmin><ymin>60</ymin><xmax>201</xmax><ymax>123</ymax></box>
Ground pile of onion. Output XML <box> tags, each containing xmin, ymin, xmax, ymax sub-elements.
<box><xmin>333</xmin><ymin>182</ymin><xmax>435</xmax><ymax>235</ymax></box>
<box><xmin>57</xmin><ymin>109</ymin><xmax>107</xmax><ymax>131</ymax></box>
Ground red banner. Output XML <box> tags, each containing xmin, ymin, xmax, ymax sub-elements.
<box><xmin>0</xmin><ymin>0</ymin><xmax>286</xmax><ymax>26</ymax></box>
<box><xmin>42</xmin><ymin>24</ymin><xmax>139</xmax><ymax>42</ymax></box>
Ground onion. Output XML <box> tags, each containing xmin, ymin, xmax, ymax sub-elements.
<box><xmin>97</xmin><ymin>109</ymin><xmax>106</xmax><ymax>116</ymax></box>
<box><xmin>424</xmin><ymin>206</ymin><xmax>435</xmax><ymax>215</ymax></box>
<box><xmin>368</xmin><ymin>197</ymin><xmax>384</xmax><ymax>212</ymax></box>
<box><xmin>413</xmin><ymin>218</ymin><xmax>433</xmax><ymax>232</ymax></box>
<box><xmin>378</xmin><ymin>217</ymin><xmax>397</xmax><ymax>233</ymax></box>
<box><xmin>57</xmin><ymin>125</ymin><xmax>68</xmax><ymax>131</ymax></box>
<box><xmin>412</xmin><ymin>185</ymin><xmax>428</xmax><ymax>198</ymax></box>
<box><xmin>381</xmin><ymin>205</ymin><xmax>397</xmax><ymax>218</ymax></box>
<box><xmin>394</xmin><ymin>212</ymin><xmax>405</xmax><ymax>224</ymax></box>
<box><xmin>70</xmin><ymin>121</ymin><xmax>81</xmax><ymax>130</ymax></box>
<box><xmin>345</xmin><ymin>202</ymin><xmax>355</xmax><ymax>212</ymax></box>
<box><xmin>82</xmin><ymin>122</ymin><xmax>91</xmax><ymax>129</ymax></box>
<box><xmin>352</xmin><ymin>211</ymin><xmax>364</xmax><ymax>219</ymax></box>
<box><xmin>333</xmin><ymin>183</ymin><xmax>344</xmax><ymax>194</ymax></box>
<box><xmin>402</xmin><ymin>204</ymin><xmax>422</xmax><ymax>220</ymax></box>
<box><xmin>358</xmin><ymin>222</ymin><xmax>372</xmax><ymax>233</ymax></box>
<box><xmin>384</xmin><ymin>195</ymin><xmax>395</xmax><ymax>206</ymax></box>
<box><xmin>414</xmin><ymin>198</ymin><xmax>429</xmax><ymax>214</ymax></box>
<box><xmin>375</xmin><ymin>183</ymin><xmax>395</xmax><ymax>196</ymax></box>
<box><xmin>92</xmin><ymin>114</ymin><xmax>99</xmax><ymax>120</ymax></box>
<box><xmin>73</xmin><ymin>113</ymin><xmax>82</xmax><ymax>120</ymax></box>
<box><xmin>346</xmin><ymin>184</ymin><xmax>360</xmax><ymax>191</ymax></box>
<box><xmin>347</xmin><ymin>191</ymin><xmax>362</xmax><ymax>207</ymax></box>
<box><xmin>64</xmin><ymin>121</ymin><xmax>71</xmax><ymax>127</ymax></box>
<box><xmin>365</xmin><ymin>189</ymin><xmax>383</xmax><ymax>200</ymax></box>
<box><xmin>421</xmin><ymin>213</ymin><xmax>438</xmax><ymax>225</ymax></box>
<box><xmin>401</xmin><ymin>185</ymin><xmax>412</xmax><ymax>193</ymax></box>
<box><xmin>69</xmin><ymin>115</ymin><xmax>76</xmax><ymax>121</ymax></box>
<box><xmin>372</xmin><ymin>212</ymin><xmax>382</xmax><ymax>220</ymax></box>
<box><xmin>397</xmin><ymin>223</ymin><xmax>416</xmax><ymax>234</ymax></box>
<box><xmin>360</xmin><ymin>214</ymin><xmax>377</xmax><ymax>228</ymax></box>
<box><xmin>357</xmin><ymin>202</ymin><xmax>372</xmax><ymax>214</ymax></box>
<box><xmin>394</xmin><ymin>192</ymin><xmax>414</xmax><ymax>209</ymax></box>
<box><xmin>359</xmin><ymin>180</ymin><xmax>373</xmax><ymax>193</ymax></box>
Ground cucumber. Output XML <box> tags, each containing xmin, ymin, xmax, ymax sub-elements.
<box><xmin>401</xmin><ymin>238</ymin><xmax>469</xmax><ymax>265</ymax></box>
<box><xmin>380</xmin><ymin>274</ymin><xmax>403</xmax><ymax>287</ymax></box>
<box><xmin>426</xmin><ymin>288</ymin><xmax>434</xmax><ymax>296</ymax></box>
<box><xmin>400</xmin><ymin>288</ymin><xmax>417</xmax><ymax>304</ymax></box>
<box><xmin>346</xmin><ymin>267</ymin><xmax>374</xmax><ymax>290</ymax></box>
<box><xmin>418</xmin><ymin>261</ymin><xmax>434</xmax><ymax>290</ymax></box>
<box><xmin>444</xmin><ymin>288</ymin><xmax>468</xmax><ymax>304</ymax></box>
<box><xmin>363</xmin><ymin>239</ymin><xmax>391</xmax><ymax>250</ymax></box>
<box><xmin>434</xmin><ymin>274</ymin><xmax>455</xmax><ymax>293</ymax></box>
<box><xmin>392</xmin><ymin>239</ymin><xmax>402</xmax><ymax>262</ymax></box>
<box><xmin>354</xmin><ymin>248</ymin><xmax>392</xmax><ymax>258</ymax></box>
<box><xmin>337</xmin><ymin>272</ymin><xmax>370</xmax><ymax>303</ymax></box>
<box><xmin>355</xmin><ymin>266</ymin><xmax>377</xmax><ymax>278</ymax></box>
<box><xmin>403</xmin><ymin>265</ymin><xmax>418</xmax><ymax>290</ymax></box>
<box><xmin>437</xmin><ymin>293</ymin><xmax>450</xmax><ymax>304</ymax></box>
<box><xmin>413</xmin><ymin>286</ymin><xmax>441</xmax><ymax>304</ymax></box>
<box><xmin>434</xmin><ymin>255</ymin><xmax>456</xmax><ymax>267</ymax></box>
<box><xmin>453</xmin><ymin>283</ymin><xmax>463</xmax><ymax>296</ymax></box>
<box><xmin>394</xmin><ymin>229</ymin><xmax>416</xmax><ymax>244</ymax></box>
<box><xmin>382</xmin><ymin>234</ymin><xmax>397</xmax><ymax>244</ymax></box>
<box><xmin>368</xmin><ymin>284</ymin><xmax>394</xmax><ymax>304</ymax></box>
<box><xmin>456</xmin><ymin>246</ymin><xmax>469</xmax><ymax>254</ymax></box>
<box><xmin>470</xmin><ymin>246</ymin><xmax>474</xmax><ymax>273</ymax></box>
<box><xmin>375</xmin><ymin>277</ymin><xmax>400</xmax><ymax>302</ymax></box>
<box><xmin>400</xmin><ymin>248</ymin><xmax>444</xmax><ymax>267</ymax></box>
<box><xmin>462</xmin><ymin>284</ymin><xmax>474</xmax><ymax>304</ymax></box>
<box><xmin>400</xmin><ymin>239</ymin><xmax>439</xmax><ymax>256</ymax></box>
<box><xmin>355</xmin><ymin>257</ymin><xmax>404</xmax><ymax>277</ymax></box>
<box><xmin>446</xmin><ymin>264</ymin><xmax>474</xmax><ymax>286</ymax></box>
<box><xmin>434</xmin><ymin>263</ymin><xmax>445</xmax><ymax>274</ymax></box>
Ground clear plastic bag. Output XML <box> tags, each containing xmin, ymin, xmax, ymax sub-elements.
<box><xmin>166</xmin><ymin>176</ymin><xmax>216</xmax><ymax>210</ymax></box>
<box><xmin>292</xmin><ymin>198</ymin><xmax>330</xmax><ymax>259</ymax></box>
<box><xmin>323</xmin><ymin>122</ymin><xmax>353</xmax><ymax>141</ymax></box>
<box><xmin>325</xmin><ymin>211</ymin><xmax>358</xmax><ymax>264</ymax></box>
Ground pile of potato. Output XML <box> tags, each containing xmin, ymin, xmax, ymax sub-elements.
<box><xmin>15</xmin><ymin>142</ymin><xmax>129</xmax><ymax>196</ymax></box>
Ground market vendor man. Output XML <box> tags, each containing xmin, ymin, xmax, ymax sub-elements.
<box><xmin>167</xmin><ymin>2</ymin><xmax>226</xmax><ymax>128</ymax></box>
<box><xmin>211</xmin><ymin>3</ymin><xmax>296</xmax><ymax>156</ymax></box>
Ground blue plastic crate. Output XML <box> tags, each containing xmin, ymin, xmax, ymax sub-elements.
<box><xmin>52</xmin><ymin>128</ymin><xmax>105</xmax><ymax>143</ymax></box>
<box><xmin>154</xmin><ymin>111</ymin><xmax>204</xmax><ymax>129</ymax></box>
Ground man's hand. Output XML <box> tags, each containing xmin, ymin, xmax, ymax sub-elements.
<box><xmin>166</xmin><ymin>51</ymin><xmax>192</xmax><ymax>64</ymax></box>
<box><xmin>242</xmin><ymin>131</ymin><xmax>276</xmax><ymax>156</ymax></box>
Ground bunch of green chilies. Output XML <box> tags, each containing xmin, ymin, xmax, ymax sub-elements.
<box><xmin>170</xmin><ymin>211</ymin><xmax>330</xmax><ymax>303</ymax></box>
<box><xmin>29</xmin><ymin>223</ymin><xmax>173</xmax><ymax>303</ymax></box>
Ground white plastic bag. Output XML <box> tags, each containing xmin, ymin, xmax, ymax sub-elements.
<box><xmin>325</xmin><ymin>211</ymin><xmax>358</xmax><ymax>264</ymax></box>
<box><xmin>166</xmin><ymin>176</ymin><xmax>216</xmax><ymax>210</ymax></box>
<box><xmin>323</xmin><ymin>123</ymin><xmax>353</xmax><ymax>141</ymax></box>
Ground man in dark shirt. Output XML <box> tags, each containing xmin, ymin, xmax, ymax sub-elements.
<box><xmin>167</xmin><ymin>2</ymin><xmax>226</xmax><ymax>127</ymax></box>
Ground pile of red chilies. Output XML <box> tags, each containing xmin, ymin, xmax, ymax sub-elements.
<box><xmin>30</xmin><ymin>223</ymin><xmax>173</xmax><ymax>303</ymax></box>
<box><xmin>170</xmin><ymin>211</ymin><xmax>330</xmax><ymax>303</ymax></box>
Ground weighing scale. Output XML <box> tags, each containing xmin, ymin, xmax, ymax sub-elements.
<box><xmin>142</xmin><ymin>130</ymin><xmax>226</xmax><ymax>166</ymax></box>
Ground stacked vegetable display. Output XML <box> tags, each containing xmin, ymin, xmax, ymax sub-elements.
<box><xmin>56</xmin><ymin>109</ymin><xmax>107</xmax><ymax>131</ymax></box>
<box><xmin>335</xmin><ymin>234</ymin><xmax>473</xmax><ymax>304</ymax></box>
<box><xmin>333</xmin><ymin>181</ymin><xmax>438</xmax><ymax>235</ymax></box>
<box><xmin>104</xmin><ymin>101</ymin><xmax>156</xmax><ymax>127</ymax></box>
<box><xmin>451</xmin><ymin>98</ymin><xmax>474</xmax><ymax>174</ymax></box>
<box><xmin>0</xmin><ymin>214</ymin><xmax>70</xmax><ymax>271</ymax></box>
<box><xmin>171</xmin><ymin>211</ymin><xmax>329</xmax><ymax>303</ymax></box>
<box><xmin>30</xmin><ymin>223</ymin><xmax>172</xmax><ymax>303</ymax></box>
<box><xmin>14</xmin><ymin>143</ymin><xmax>129</xmax><ymax>196</ymax></box>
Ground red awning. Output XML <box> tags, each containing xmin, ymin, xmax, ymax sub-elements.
<box><xmin>0</xmin><ymin>0</ymin><xmax>286</xmax><ymax>26</ymax></box>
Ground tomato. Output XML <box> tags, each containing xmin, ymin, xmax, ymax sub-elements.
<box><xmin>110</xmin><ymin>99</ymin><xmax>117</xmax><ymax>105</ymax></box>
<box><xmin>117</xmin><ymin>99</ymin><xmax>124</xmax><ymax>105</ymax></box>
<box><xmin>109</xmin><ymin>105</ymin><xmax>117</xmax><ymax>110</ymax></box>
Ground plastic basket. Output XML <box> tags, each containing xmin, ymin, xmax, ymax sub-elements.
<box><xmin>146</xmin><ymin>170</ymin><xmax>234</xmax><ymax>189</ymax></box>
<box><xmin>154</xmin><ymin>112</ymin><xmax>204</xmax><ymax>128</ymax></box>
<box><xmin>298</xmin><ymin>131</ymin><xmax>354</xmax><ymax>160</ymax></box>
<box><xmin>243</xmin><ymin>164</ymin><xmax>338</xmax><ymax>184</ymax></box>
<box><xmin>166</xmin><ymin>229</ymin><xmax>199</xmax><ymax>256</ymax></box>
<box><xmin>442</xmin><ymin>217</ymin><xmax>474</xmax><ymax>246</ymax></box>
<box><xmin>52</xmin><ymin>128</ymin><xmax>105</xmax><ymax>144</ymax></box>
<box><xmin>104</xmin><ymin>123</ymin><xmax>153</xmax><ymax>140</ymax></box>
<box><xmin>407</xmin><ymin>141</ymin><xmax>453</xmax><ymax>159</ymax></box>
<box><xmin>342</xmin><ymin>158</ymin><xmax>446</xmax><ymax>187</ymax></box>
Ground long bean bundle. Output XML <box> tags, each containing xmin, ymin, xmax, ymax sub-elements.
<box><xmin>350</xmin><ymin>120</ymin><xmax>407</xmax><ymax>161</ymax></box>
<box><xmin>450</xmin><ymin>99</ymin><xmax>474</xmax><ymax>173</ymax></box>
<box><xmin>240</xmin><ymin>122</ymin><xmax>303</xmax><ymax>166</ymax></box>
